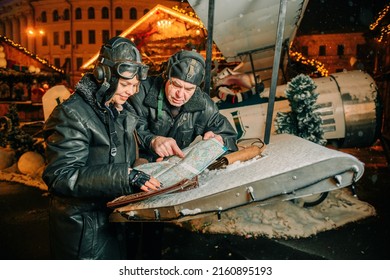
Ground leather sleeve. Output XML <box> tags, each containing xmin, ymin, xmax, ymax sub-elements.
<box><xmin>203</xmin><ymin>96</ymin><xmax>239</xmax><ymax>153</ymax></box>
<box><xmin>42</xmin><ymin>102</ymin><xmax>130</xmax><ymax>199</ymax></box>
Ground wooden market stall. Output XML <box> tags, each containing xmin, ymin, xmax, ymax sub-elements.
<box><xmin>0</xmin><ymin>35</ymin><xmax>66</xmax><ymax>121</ymax></box>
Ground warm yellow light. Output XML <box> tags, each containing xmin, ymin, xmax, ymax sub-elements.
<box><xmin>157</xmin><ymin>19</ymin><xmax>172</xmax><ymax>28</ymax></box>
<box><xmin>27</xmin><ymin>28</ymin><xmax>45</xmax><ymax>36</ymax></box>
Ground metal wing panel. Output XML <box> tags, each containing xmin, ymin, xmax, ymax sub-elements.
<box><xmin>188</xmin><ymin>0</ymin><xmax>308</xmax><ymax>59</ymax></box>
<box><xmin>111</xmin><ymin>134</ymin><xmax>364</xmax><ymax>222</ymax></box>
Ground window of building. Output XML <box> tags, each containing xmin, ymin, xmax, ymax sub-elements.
<box><xmin>102</xmin><ymin>30</ymin><xmax>110</xmax><ymax>43</ymax></box>
<box><xmin>65</xmin><ymin>57</ymin><xmax>71</xmax><ymax>70</ymax></box>
<box><xmin>88</xmin><ymin>7</ymin><xmax>95</xmax><ymax>19</ymax></box>
<box><xmin>76</xmin><ymin>57</ymin><xmax>83</xmax><ymax>70</ymax></box>
<box><xmin>41</xmin><ymin>11</ymin><xmax>47</xmax><ymax>23</ymax></box>
<box><xmin>356</xmin><ymin>44</ymin><xmax>364</xmax><ymax>59</ymax></box>
<box><xmin>76</xmin><ymin>30</ymin><xmax>82</xmax><ymax>44</ymax></box>
<box><xmin>42</xmin><ymin>35</ymin><xmax>48</xmax><ymax>46</ymax></box>
<box><xmin>144</xmin><ymin>9</ymin><xmax>149</xmax><ymax>15</ymax></box>
<box><xmin>64</xmin><ymin>31</ymin><xmax>71</xmax><ymax>45</ymax></box>
<box><xmin>130</xmin><ymin>8</ymin><xmax>137</xmax><ymax>19</ymax></box>
<box><xmin>301</xmin><ymin>46</ymin><xmax>308</xmax><ymax>56</ymax></box>
<box><xmin>88</xmin><ymin>30</ymin><xmax>96</xmax><ymax>44</ymax></box>
<box><xmin>75</xmin><ymin>8</ymin><xmax>82</xmax><ymax>20</ymax></box>
<box><xmin>337</xmin><ymin>45</ymin><xmax>344</xmax><ymax>56</ymax></box>
<box><xmin>319</xmin><ymin>45</ymin><xmax>326</xmax><ymax>56</ymax></box>
<box><xmin>102</xmin><ymin>7</ymin><xmax>109</xmax><ymax>19</ymax></box>
<box><xmin>63</xmin><ymin>9</ymin><xmax>70</xmax><ymax>20</ymax></box>
<box><xmin>53</xmin><ymin>32</ymin><xmax>59</xmax><ymax>45</ymax></box>
<box><xmin>54</xmin><ymin>58</ymin><xmax>61</xmax><ymax>68</ymax></box>
<box><xmin>53</xmin><ymin>10</ymin><xmax>59</xmax><ymax>22</ymax></box>
<box><xmin>115</xmin><ymin>7</ymin><xmax>123</xmax><ymax>19</ymax></box>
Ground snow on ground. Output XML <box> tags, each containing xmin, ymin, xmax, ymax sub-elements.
<box><xmin>0</xmin><ymin>163</ymin><xmax>48</xmax><ymax>191</ymax></box>
<box><xmin>176</xmin><ymin>188</ymin><xmax>376</xmax><ymax>239</ymax></box>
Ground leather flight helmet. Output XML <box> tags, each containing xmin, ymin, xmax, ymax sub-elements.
<box><xmin>166</xmin><ymin>50</ymin><xmax>205</xmax><ymax>87</ymax></box>
<box><xmin>93</xmin><ymin>36</ymin><xmax>148</xmax><ymax>84</ymax></box>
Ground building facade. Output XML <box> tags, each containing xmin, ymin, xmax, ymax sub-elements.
<box><xmin>0</xmin><ymin>0</ymin><xmax>181</xmax><ymax>86</ymax></box>
<box><xmin>291</xmin><ymin>32</ymin><xmax>370</xmax><ymax>75</ymax></box>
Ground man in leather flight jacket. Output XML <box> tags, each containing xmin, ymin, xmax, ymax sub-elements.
<box><xmin>130</xmin><ymin>50</ymin><xmax>238</xmax><ymax>162</ymax></box>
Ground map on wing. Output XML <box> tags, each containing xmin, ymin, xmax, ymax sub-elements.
<box><xmin>107</xmin><ymin>138</ymin><xmax>227</xmax><ymax>207</ymax></box>
<box><xmin>137</xmin><ymin>138</ymin><xmax>227</xmax><ymax>187</ymax></box>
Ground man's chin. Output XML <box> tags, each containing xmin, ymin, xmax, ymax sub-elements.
<box><xmin>171</xmin><ymin>100</ymin><xmax>184</xmax><ymax>106</ymax></box>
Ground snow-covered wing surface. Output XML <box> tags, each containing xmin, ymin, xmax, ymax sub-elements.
<box><xmin>111</xmin><ymin>134</ymin><xmax>364</xmax><ymax>222</ymax></box>
<box><xmin>188</xmin><ymin>0</ymin><xmax>308</xmax><ymax>77</ymax></box>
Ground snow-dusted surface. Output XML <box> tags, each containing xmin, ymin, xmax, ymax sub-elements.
<box><xmin>177</xmin><ymin>188</ymin><xmax>376</xmax><ymax>239</ymax></box>
<box><xmin>0</xmin><ymin>136</ymin><xmax>376</xmax><ymax>239</ymax></box>
<box><xmin>0</xmin><ymin>169</ymin><xmax>47</xmax><ymax>191</ymax></box>
<box><xmin>116</xmin><ymin>133</ymin><xmax>364</xmax><ymax>210</ymax></box>
<box><xmin>0</xmin><ymin>157</ymin><xmax>47</xmax><ymax>191</ymax></box>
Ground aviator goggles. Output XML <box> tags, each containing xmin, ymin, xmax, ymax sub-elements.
<box><xmin>100</xmin><ymin>58</ymin><xmax>149</xmax><ymax>80</ymax></box>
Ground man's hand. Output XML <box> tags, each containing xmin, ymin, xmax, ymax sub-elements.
<box><xmin>151</xmin><ymin>136</ymin><xmax>185</xmax><ymax>160</ymax></box>
<box><xmin>128</xmin><ymin>168</ymin><xmax>161</xmax><ymax>193</ymax></box>
<box><xmin>203</xmin><ymin>131</ymin><xmax>223</xmax><ymax>144</ymax></box>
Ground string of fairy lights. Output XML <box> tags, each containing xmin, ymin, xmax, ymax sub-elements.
<box><xmin>369</xmin><ymin>4</ymin><xmax>390</xmax><ymax>43</ymax></box>
<box><xmin>289</xmin><ymin>50</ymin><xmax>329</xmax><ymax>77</ymax></box>
<box><xmin>171</xmin><ymin>5</ymin><xmax>202</xmax><ymax>23</ymax></box>
<box><xmin>0</xmin><ymin>35</ymin><xmax>64</xmax><ymax>74</ymax></box>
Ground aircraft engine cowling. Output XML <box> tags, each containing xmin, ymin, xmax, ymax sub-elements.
<box><xmin>217</xmin><ymin>70</ymin><xmax>381</xmax><ymax>148</ymax></box>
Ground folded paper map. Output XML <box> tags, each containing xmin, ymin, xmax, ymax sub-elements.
<box><xmin>137</xmin><ymin>138</ymin><xmax>227</xmax><ymax>186</ymax></box>
<box><xmin>107</xmin><ymin>138</ymin><xmax>227</xmax><ymax>207</ymax></box>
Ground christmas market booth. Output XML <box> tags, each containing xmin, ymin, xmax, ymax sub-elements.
<box><xmin>0</xmin><ymin>35</ymin><xmax>66</xmax><ymax>122</ymax></box>
<box><xmin>81</xmin><ymin>4</ymin><xmax>226</xmax><ymax>75</ymax></box>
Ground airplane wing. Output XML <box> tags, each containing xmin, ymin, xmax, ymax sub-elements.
<box><xmin>188</xmin><ymin>0</ymin><xmax>309</xmax><ymax>83</ymax></box>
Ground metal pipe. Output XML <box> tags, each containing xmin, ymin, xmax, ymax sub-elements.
<box><xmin>264</xmin><ymin>0</ymin><xmax>288</xmax><ymax>144</ymax></box>
<box><xmin>28</xmin><ymin>1</ymin><xmax>36</xmax><ymax>52</ymax></box>
<box><xmin>204</xmin><ymin>0</ymin><xmax>215</xmax><ymax>95</ymax></box>
<box><xmin>110</xmin><ymin>0</ymin><xmax>114</xmax><ymax>36</ymax></box>
<box><xmin>65</xmin><ymin>0</ymin><xmax>74</xmax><ymax>87</ymax></box>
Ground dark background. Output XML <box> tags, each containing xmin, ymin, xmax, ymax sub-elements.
<box><xmin>298</xmin><ymin>0</ymin><xmax>388</xmax><ymax>34</ymax></box>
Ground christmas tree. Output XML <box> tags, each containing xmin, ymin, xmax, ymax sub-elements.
<box><xmin>0</xmin><ymin>104</ymin><xmax>44</xmax><ymax>158</ymax></box>
<box><xmin>275</xmin><ymin>74</ymin><xmax>327</xmax><ymax>146</ymax></box>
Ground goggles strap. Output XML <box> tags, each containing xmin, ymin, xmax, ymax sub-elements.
<box><xmin>157</xmin><ymin>87</ymin><xmax>164</xmax><ymax>121</ymax></box>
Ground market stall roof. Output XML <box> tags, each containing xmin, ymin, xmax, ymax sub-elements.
<box><xmin>0</xmin><ymin>35</ymin><xmax>64</xmax><ymax>74</ymax></box>
<box><xmin>81</xmin><ymin>4</ymin><xmax>217</xmax><ymax>71</ymax></box>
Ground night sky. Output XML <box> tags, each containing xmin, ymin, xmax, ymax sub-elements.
<box><xmin>298</xmin><ymin>0</ymin><xmax>389</xmax><ymax>34</ymax></box>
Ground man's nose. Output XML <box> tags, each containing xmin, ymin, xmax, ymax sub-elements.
<box><xmin>175</xmin><ymin>86</ymin><xmax>185</xmax><ymax>96</ymax></box>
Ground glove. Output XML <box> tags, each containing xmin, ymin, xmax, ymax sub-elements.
<box><xmin>128</xmin><ymin>168</ymin><xmax>151</xmax><ymax>192</ymax></box>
